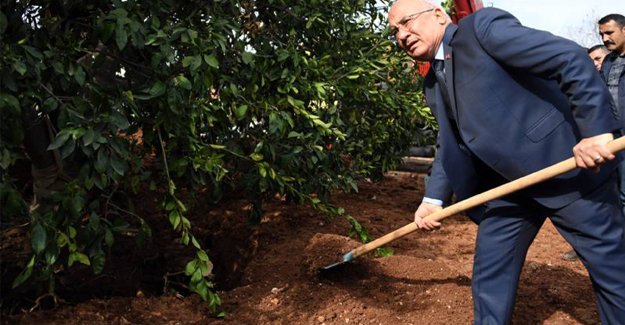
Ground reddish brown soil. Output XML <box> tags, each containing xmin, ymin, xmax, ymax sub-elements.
<box><xmin>2</xmin><ymin>172</ymin><xmax>600</xmax><ymax>324</ymax></box>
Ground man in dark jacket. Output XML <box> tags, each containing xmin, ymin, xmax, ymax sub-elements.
<box><xmin>600</xmin><ymin>13</ymin><xmax>625</xmax><ymax>208</ymax></box>
<box><xmin>599</xmin><ymin>14</ymin><xmax>625</xmax><ymax>110</ymax></box>
<box><xmin>388</xmin><ymin>1</ymin><xmax>625</xmax><ymax>323</ymax></box>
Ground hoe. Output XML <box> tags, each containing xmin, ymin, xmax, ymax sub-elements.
<box><xmin>322</xmin><ymin>136</ymin><xmax>625</xmax><ymax>271</ymax></box>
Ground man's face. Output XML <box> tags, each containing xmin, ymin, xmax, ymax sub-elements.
<box><xmin>388</xmin><ymin>0</ymin><xmax>445</xmax><ymax>61</ymax></box>
<box><xmin>599</xmin><ymin>20</ymin><xmax>625</xmax><ymax>54</ymax></box>
<box><xmin>588</xmin><ymin>48</ymin><xmax>609</xmax><ymax>71</ymax></box>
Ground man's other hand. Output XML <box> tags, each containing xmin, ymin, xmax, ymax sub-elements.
<box><xmin>573</xmin><ymin>132</ymin><xmax>615</xmax><ymax>172</ymax></box>
<box><xmin>414</xmin><ymin>201</ymin><xmax>443</xmax><ymax>230</ymax></box>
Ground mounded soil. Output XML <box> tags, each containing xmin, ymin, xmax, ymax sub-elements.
<box><xmin>2</xmin><ymin>171</ymin><xmax>600</xmax><ymax>324</ymax></box>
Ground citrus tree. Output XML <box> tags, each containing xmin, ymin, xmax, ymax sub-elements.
<box><xmin>0</xmin><ymin>0</ymin><xmax>434</xmax><ymax>313</ymax></box>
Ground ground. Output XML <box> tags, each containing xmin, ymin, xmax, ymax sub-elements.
<box><xmin>2</xmin><ymin>171</ymin><xmax>601</xmax><ymax>324</ymax></box>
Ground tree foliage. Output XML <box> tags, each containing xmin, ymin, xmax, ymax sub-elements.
<box><xmin>0</xmin><ymin>0</ymin><xmax>433</xmax><ymax>313</ymax></box>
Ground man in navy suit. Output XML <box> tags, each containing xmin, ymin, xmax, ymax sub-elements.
<box><xmin>388</xmin><ymin>0</ymin><xmax>625</xmax><ymax>323</ymax></box>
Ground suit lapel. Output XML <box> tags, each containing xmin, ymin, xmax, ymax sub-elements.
<box><xmin>443</xmin><ymin>43</ymin><xmax>458</xmax><ymax>121</ymax></box>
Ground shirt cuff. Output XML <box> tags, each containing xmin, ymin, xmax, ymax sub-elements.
<box><xmin>422</xmin><ymin>197</ymin><xmax>444</xmax><ymax>206</ymax></box>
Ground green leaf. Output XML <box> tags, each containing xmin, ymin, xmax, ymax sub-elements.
<box><xmin>83</xmin><ymin>129</ymin><xmax>95</xmax><ymax>146</ymax></box>
<box><xmin>169</xmin><ymin>210</ymin><xmax>181</xmax><ymax>230</ymax></box>
<box><xmin>191</xmin><ymin>268</ymin><xmax>203</xmax><ymax>283</ymax></box>
<box><xmin>110</xmin><ymin>156</ymin><xmax>126</xmax><ymax>175</ymax></box>
<box><xmin>91</xmin><ymin>253</ymin><xmax>106</xmax><ymax>274</ymax></box>
<box><xmin>277</xmin><ymin>51</ymin><xmax>289</xmax><ymax>62</ymax></box>
<box><xmin>375</xmin><ymin>247</ymin><xmax>394</xmax><ymax>257</ymax></box>
<box><xmin>95</xmin><ymin>149</ymin><xmax>108</xmax><ymax>173</ymax></box>
<box><xmin>176</xmin><ymin>198</ymin><xmax>187</xmax><ymax>212</ymax></box>
<box><xmin>229</xmin><ymin>83</ymin><xmax>238</xmax><ymax>96</ymax></box>
<box><xmin>72</xmin><ymin>196</ymin><xmax>85</xmax><ymax>213</ymax></box>
<box><xmin>182</xmin><ymin>56</ymin><xmax>196</xmax><ymax>67</ymax></box>
<box><xmin>31</xmin><ymin>223</ymin><xmax>47</xmax><ymax>254</ymax></box>
<box><xmin>191</xmin><ymin>236</ymin><xmax>201</xmax><ymax>250</ymax></box>
<box><xmin>56</xmin><ymin>233</ymin><xmax>69</xmax><ymax>247</ymax></box>
<box><xmin>192</xmin><ymin>56</ymin><xmax>203</xmax><ymax>71</ymax></box>
<box><xmin>22</xmin><ymin>45</ymin><xmax>43</xmax><ymax>60</ymax></box>
<box><xmin>186</xmin><ymin>29</ymin><xmax>198</xmax><ymax>43</ymax></box>
<box><xmin>0</xmin><ymin>12</ymin><xmax>7</xmax><ymax>34</ymax></box>
<box><xmin>145</xmin><ymin>34</ymin><xmax>158</xmax><ymax>46</ymax></box>
<box><xmin>1</xmin><ymin>71</ymin><xmax>17</xmax><ymax>92</ymax></box>
<box><xmin>48</xmin><ymin>131</ymin><xmax>70</xmax><ymax>150</ymax></box>
<box><xmin>250</xmin><ymin>153</ymin><xmax>263</xmax><ymax>161</ymax></box>
<box><xmin>68</xmin><ymin>252</ymin><xmax>91</xmax><ymax>267</ymax></box>
<box><xmin>115</xmin><ymin>24</ymin><xmax>128</xmax><ymax>50</ymax></box>
<box><xmin>241</xmin><ymin>52</ymin><xmax>253</xmax><ymax>65</ymax></box>
<box><xmin>286</xmin><ymin>95</ymin><xmax>304</xmax><ymax>109</ymax></box>
<box><xmin>287</xmin><ymin>131</ymin><xmax>302</xmax><ymax>138</ymax></box>
<box><xmin>202</xmin><ymin>260</ymin><xmax>213</xmax><ymax>276</ymax></box>
<box><xmin>149</xmin><ymin>81</ymin><xmax>166</xmax><ymax>97</ymax></box>
<box><xmin>52</xmin><ymin>61</ymin><xmax>65</xmax><ymax>74</ymax></box>
<box><xmin>68</xmin><ymin>226</ymin><xmax>77</xmax><ymax>239</ymax></box>
<box><xmin>105</xmin><ymin>229</ymin><xmax>114</xmax><ymax>247</ymax></box>
<box><xmin>314</xmin><ymin>82</ymin><xmax>326</xmax><ymax>96</ymax></box>
<box><xmin>43</xmin><ymin>97</ymin><xmax>59</xmax><ymax>112</ymax></box>
<box><xmin>60</xmin><ymin>138</ymin><xmax>76</xmax><ymax>159</ymax></box>
<box><xmin>12</xmin><ymin>256</ymin><xmax>35</xmax><ymax>288</ymax></box>
<box><xmin>100</xmin><ymin>21</ymin><xmax>116</xmax><ymax>42</ymax></box>
<box><xmin>45</xmin><ymin>244</ymin><xmax>60</xmax><ymax>265</ymax></box>
<box><xmin>235</xmin><ymin>105</ymin><xmax>248</xmax><ymax>120</ymax></box>
<box><xmin>204</xmin><ymin>54</ymin><xmax>219</xmax><ymax>69</ymax></box>
<box><xmin>0</xmin><ymin>149</ymin><xmax>11</xmax><ymax>169</ymax></box>
<box><xmin>1</xmin><ymin>93</ymin><xmax>20</xmax><ymax>114</ymax></box>
<box><xmin>185</xmin><ymin>260</ymin><xmax>198</xmax><ymax>276</ymax></box>
<box><xmin>13</xmin><ymin>61</ymin><xmax>27</xmax><ymax>75</ymax></box>
<box><xmin>176</xmin><ymin>75</ymin><xmax>192</xmax><ymax>90</ymax></box>
<box><xmin>111</xmin><ymin>111</ymin><xmax>130</xmax><ymax>129</ymax></box>
<box><xmin>74</xmin><ymin>65</ymin><xmax>86</xmax><ymax>85</ymax></box>
<box><xmin>197</xmin><ymin>250</ymin><xmax>209</xmax><ymax>262</ymax></box>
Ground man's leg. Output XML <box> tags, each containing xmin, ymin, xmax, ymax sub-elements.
<box><xmin>617</xmin><ymin>159</ymin><xmax>625</xmax><ymax>216</ymax></box>
<box><xmin>551</xmin><ymin>177</ymin><xmax>625</xmax><ymax>324</ymax></box>
<box><xmin>472</xmin><ymin>200</ymin><xmax>545</xmax><ymax>325</ymax></box>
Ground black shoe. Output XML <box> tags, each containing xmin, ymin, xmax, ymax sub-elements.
<box><xmin>561</xmin><ymin>249</ymin><xmax>578</xmax><ymax>261</ymax></box>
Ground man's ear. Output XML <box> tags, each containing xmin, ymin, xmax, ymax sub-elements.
<box><xmin>433</xmin><ymin>7</ymin><xmax>448</xmax><ymax>24</ymax></box>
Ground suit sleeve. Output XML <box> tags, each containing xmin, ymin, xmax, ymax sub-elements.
<box><xmin>472</xmin><ymin>8</ymin><xmax>617</xmax><ymax>137</ymax></box>
<box><xmin>423</xmin><ymin>137</ymin><xmax>454</xmax><ymax>204</ymax></box>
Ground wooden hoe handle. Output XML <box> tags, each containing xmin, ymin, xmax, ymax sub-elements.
<box><xmin>349</xmin><ymin>136</ymin><xmax>625</xmax><ymax>259</ymax></box>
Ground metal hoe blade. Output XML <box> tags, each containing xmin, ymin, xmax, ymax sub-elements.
<box><xmin>321</xmin><ymin>251</ymin><xmax>354</xmax><ymax>270</ymax></box>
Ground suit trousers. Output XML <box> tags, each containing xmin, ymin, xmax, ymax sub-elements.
<box><xmin>617</xmin><ymin>159</ymin><xmax>625</xmax><ymax>217</ymax></box>
<box><xmin>471</xmin><ymin>174</ymin><xmax>625</xmax><ymax>324</ymax></box>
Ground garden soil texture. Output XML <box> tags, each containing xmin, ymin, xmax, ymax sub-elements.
<box><xmin>3</xmin><ymin>172</ymin><xmax>600</xmax><ymax>324</ymax></box>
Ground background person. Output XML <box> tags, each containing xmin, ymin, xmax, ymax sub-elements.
<box><xmin>599</xmin><ymin>14</ymin><xmax>625</xmax><ymax>217</ymax></box>
<box><xmin>599</xmin><ymin>14</ymin><xmax>625</xmax><ymax>127</ymax></box>
<box><xmin>588</xmin><ymin>44</ymin><xmax>610</xmax><ymax>71</ymax></box>
<box><xmin>388</xmin><ymin>0</ymin><xmax>625</xmax><ymax>323</ymax></box>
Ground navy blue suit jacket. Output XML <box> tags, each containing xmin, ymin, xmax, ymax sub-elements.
<box><xmin>423</xmin><ymin>8</ymin><xmax>620</xmax><ymax>214</ymax></box>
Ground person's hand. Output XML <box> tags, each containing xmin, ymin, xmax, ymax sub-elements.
<box><xmin>414</xmin><ymin>201</ymin><xmax>443</xmax><ymax>230</ymax></box>
<box><xmin>573</xmin><ymin>133</ymin><xmax>615</xmax><ymax>173</ymax></box>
